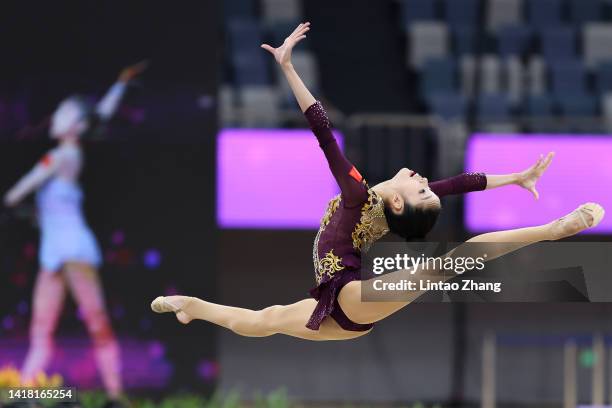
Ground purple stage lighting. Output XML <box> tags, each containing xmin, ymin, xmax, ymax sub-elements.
<box><xmin>2</xmin><ymin>316</ymin><xmax>14</xmax><ymax>331</ymax></box>
<box><xmin>111</xmin><ymin>230</ymin><xmax>125</xmax><ymax>246</ymax></box>
<box><xmin>17</xmin><ymin>301</ymin><xmax>28</xmax><ymax>315</ymax></box>
<box><xmin>148</xmin><ymin>341</ymin><xmax>165</xmax><ymax>360</ymax></box>
<box><xmin>217</xmin><ymin>129</ymin><xmax>342</xmax><ymax>228</ymax></box>
<box><xmin>466</xmin><ymin>134</ymin><xmax>612</xmax><ymax>234</ymax></box>
<box><xmin>0</xmin><ymin>336</ymin><xmax>173</xmax><ymax>389</ymax></box>
<box><xmin>143</xmin><ymin>249</ymin><xmax>161</xmax><ymax>269</ymax></box>
<box><xmin>197</xmin><ymin>359</ymin><xmax>219</xmax><ymax>381</ymax></box>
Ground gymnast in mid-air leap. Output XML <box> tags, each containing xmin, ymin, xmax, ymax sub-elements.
<box><xmin>152</xmin><ymin>23</ymin><xmax>604</xmax><ymax>341</ymax></box>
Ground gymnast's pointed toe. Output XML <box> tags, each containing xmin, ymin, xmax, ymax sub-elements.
<box><xmin>151</xmin><ymin>296</ymin><xmax>172</xmax><ymax>313</ymax></box>
<box><xmin>581</xmin><ymin>203</ymin><xmax>606</xmax><ymax>228</ymax></box>
<box><xmin>551</xmin><ymin>203</ymin><xmax>606</xmax><ymax>240</ymax></box>
<box><xmin>578</xmin><ymin>203</ymin><xmax>605</xmax><ymax>229</ymax></box>
<box><xmin>151</xmin><ymin>295</ymin><xmax>194</xmax><ymax>324</ymax></box>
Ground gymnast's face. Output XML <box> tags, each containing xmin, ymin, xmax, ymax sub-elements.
<box><xmin>50</xmin><ymin>98</ymin><xmax>88</xmax><ymax>140</ymax></box>
<box><xmin>391</xmin><ymin>168</ymin><xmax>441</xmax><ymax>211</ymax></box>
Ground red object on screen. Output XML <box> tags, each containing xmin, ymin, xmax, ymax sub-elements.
<box><xmin>40</xmin><ymin>154</ymin><xmax>52</xmax><ymax>167</ymax></box>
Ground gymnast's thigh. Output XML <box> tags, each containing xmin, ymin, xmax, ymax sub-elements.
<box><xmin>269</xmin><ymin>298</ymin><xmax>371</xmax><ymax>341</ymax></box>
<box><xmin>337</xmin><ymin>280</ymin><xmax>410</xmax><ymax>325</ymax></box>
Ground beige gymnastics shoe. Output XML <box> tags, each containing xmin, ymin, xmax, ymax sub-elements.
<box><xmin>151</xmin><ymin>296</ymin><xmax>194</xmax><ymax>324</ymax></box>
<box><xmin>551</xmin><ymin>203</ymin><xmax>605</xmax><ymax>240</ymax></box>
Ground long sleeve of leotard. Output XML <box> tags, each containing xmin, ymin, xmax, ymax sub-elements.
<box><xmin>429</xmin><ymin>172</ymin><xmax>487</xmax><ymax>198</ymax></box>
<box><xmin>304</xmin><ymin>101</ymin><xmax>368</xmax><ymax>207</ymax></box>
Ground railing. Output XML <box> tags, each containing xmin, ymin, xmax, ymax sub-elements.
<box><xmin>221</xmin><ymin>107</ymin><xmax>470</xmax><ymax>181</ymax></box>
<box><xmin>221</xmin><ymin>107</ymin><xmax>612</xmax><ymax>183</ymax></box>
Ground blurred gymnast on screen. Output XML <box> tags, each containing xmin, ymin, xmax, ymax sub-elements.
<box><xmin>3</xmin><ymin>62</ymin><xmax>146</xmax><ymax>402</ymax></box>
<box><xmin>152</xmin><ymin>24</ymin><xmax>604</xmax><ymax>341</ymax></box>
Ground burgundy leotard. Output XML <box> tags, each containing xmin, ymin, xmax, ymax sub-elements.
<box><xmin>305</xmin><ymin>101</ymin><xmax>486</xmax><ymax>331</ymax></box>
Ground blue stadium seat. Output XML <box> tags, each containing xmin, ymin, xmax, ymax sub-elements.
<box><xmin>227</xmin><ymin>19</ymin><xmax>263</xmax><ymax>54</ymax></box>
<box><xmin>476</xmin><ymin>93</ymin><xmax>511</xmax><ymax>121</ymax></box>
<box><xmin>595</xmin><ymin>62</ymin><xmax>612</xmax><ymax>95</ymax></box>
<box><xmin>527</xmin><ymin>0</ymin><xmax>563</xmax><ymax>27</ymax></box>
<box><xmin>232</xmin><ymin>52</ymin><xmax>271</xmax><ymax>86</ymax></box>
<box><xmin>557</xmin><ymin>93</ymin><xmax>598</xmax><ymax>116</ymax></box>
<box><xmin>427</xmin><ymin>93</ymin><xmax>468</xmax><ymax>119</ymax></box>
<box><xmin>541</xmin><ymin>27</ymin><xmax>577</xmax><ymax>63</ymax></box>
<box><xmin>498</xmin><ymin>25</ymin><xmax>533</xmax><ymax>58</ymax></box>
<box><xmin>409</xmin><ymin>22</ymin><xmax>450</xmax><ymax>68</ymax></box>
<box><xmin>569</xmin><ymin>0</ymin><xmax>602</xmax><ymax>25</ymax></box>
<box><xmin>550</xmin><ymin>61</ymin><xmax>587</xmax><ymax>97</ymax></box>
<box><xmin>444</xmin><ymin>0</ymin><xmax>480</xmax><ymax>27</ymax></box>
<box><xmin>584</xmin><ymin>23</ymin><xmax>612</xmax><ymax>68</ymax></box>
<box><xmin>261</xmin><ymin>0</ymin><xmax>302</xmax><ymax>23</ymax></box>
<box><xmin>487</xmin><ymin>0</ymin><xmax>524</xmax><ymax>33</ymax></box>
<box><xmin>421</xmin><ymin>58</ymin><xmax>457</xmax><ymax>97</ymax></box>
<box><xmin>453</xmin><ymin>27</ymin><xmax>478</xmax><ymax>55</ymax></box>
<box><xmin>224</xmin><ymin>0</ymin><xmax>258</xmax><ymax>20</ymax></box>
<box><xmin>525</xmin><ymin>94</ymin><xmax>554</xmax><ymax>117</ymax></box>
<box><xmin>401</xmin><ymin>0</ymin><xmax>438</xmax><ymax>26</ymax></box>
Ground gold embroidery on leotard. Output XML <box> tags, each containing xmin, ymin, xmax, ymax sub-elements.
<box><xmin>320</xmin><ymin>194</ymin><xmax>341</xmax><ymax>227</ymax></box>
<box><xmin>316</xmin><ymin>249</ymin><xmax>344</xmax><ymax>283</ymax></box>
<box><xmin>352</xmin><ymin>190</ymin><xmax>390</xmax><ymax>253</ymax></box>
<box><xmin>313</xmin><ymin>194</ymin><xmax>342</xmax><ymax>281</ymax></box>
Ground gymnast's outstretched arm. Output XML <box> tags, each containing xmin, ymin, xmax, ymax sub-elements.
<box><xmin>3</xmin><ymin>150</ymin><xmax>62</xmax><ymax>207</ymax></box>
<box><xmin>484</xmin><ymin>151</ymin><xmax>555</xmax><ymax>200</ymax></box>
<box><xmin>261</xmin><ymin>23</ymin><xmax>314</xmax><ymax>112</ymax></box>
<box><xmin>430</xmin><ymin>152</ymin><xmax>554</xmax><ymax>199</ymax></box>
<box><xmin>97</xmin><ymin>61</ymin><xmax>147</xmax><ymax>119</ymax></box>
<box><xmin>262</xmin><ymin>23</ymin><xmax>368</xmax><ymax>206</ymax></box>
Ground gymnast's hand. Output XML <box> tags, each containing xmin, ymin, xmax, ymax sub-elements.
<box><xmin>3</xmin><ymin>188</ymin><xmax>21</xmax><ymax>208</ymax></box>
<box><xmin>118</xmin><ymin>60</ymin><xmax>149</xmax><ymax>83</ymax></box>
<box><xmin>261</xmin><ymin>22</ymin><xmax>310</xmax><ymax>69</ymax></box>
<box><xmin>3</xmin><ymin>195</ymin><xmax>17</xmax><ymax>208</ymax></box>
<box><xmin>516</xmin><ymin>151</ymin><xmax>555</xmax><ymax>200</ymax></box>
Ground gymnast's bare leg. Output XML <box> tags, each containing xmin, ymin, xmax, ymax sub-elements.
<box><xmin>20</xmin><ymin>263</ymin><xmax>122</xmax><ymax>397</ymax></box>
<box><xmin>21</xmin><ymin>270</ymin><xmax>67</xmax><ymax>384</ymax></box>
<box><xmin>64</xmin><ymin>262</ymin><xmax>122</xmax><ymax>398</ymax></box>
<box><xmin>339</xmin><ymin>203</ymin><xmax>605</xmax><ymax>325</ymax></box>
<box><xmin>153</xmin><ymin>297</ymin><xmax>362</xmax><ymax>341</ymax></box>
<box><xmin>152</xmin><ymin>203</ymin><xmax>604</xmax><ymax>341</ymax></box>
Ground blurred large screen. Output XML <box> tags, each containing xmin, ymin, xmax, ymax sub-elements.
<box><xmin>466</xmin><ymin>134</ymin><xmax>612</xmax><ymax>234</ymax></box>
<box><xmin>217</xmin><ymin>129</ymin><xmax>342</xmax><ymax>229</ymax></box>
<box><xmin>0</xmin><ymin>1</ymin><xmax>219</xmax><ymax>393</ymax></box>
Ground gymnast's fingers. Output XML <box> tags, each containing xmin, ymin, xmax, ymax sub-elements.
<box><xmin>289</xmin><ymin>23</ymin><xmax>305</xmax><ymax>39</ymax></box>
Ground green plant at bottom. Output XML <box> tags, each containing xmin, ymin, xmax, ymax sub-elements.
<box><xmin>73</xmin><ymin>389</ymin><xmax>444</xmax><ymax>408</ymax></box>
<box><xmin>253</xmin><ymin>388</ymin><xmax>289</xmax><ymax>408</ymax></box>
<box><xmin>78</xmin><ymin>390</ymin><xmax>108</xmax><ymax>408</ymax></box>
